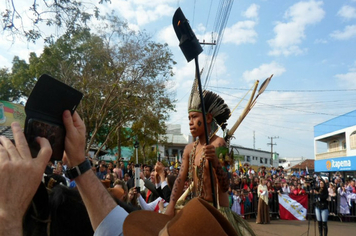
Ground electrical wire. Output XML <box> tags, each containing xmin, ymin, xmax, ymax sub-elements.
<box><xmin>203</xmin><ymin>0</ymin><xmax>234</xmax><ymax>89</ymax></box>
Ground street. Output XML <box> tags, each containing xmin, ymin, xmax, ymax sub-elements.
<box><xmin>247</xmin><ymin>219</ymin><xmax>356</xmax><ymax>236</ymax></box>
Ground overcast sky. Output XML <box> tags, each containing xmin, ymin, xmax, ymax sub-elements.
<box><xmin>1</xmin><ymin>0</ymin><xmax>356</xmax><ymax>159</ymax></box>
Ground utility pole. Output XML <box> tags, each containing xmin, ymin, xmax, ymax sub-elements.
<box><xmin>253</xmin><ymin>131</ymin><xmax>255</xmax><ymax>149</ymax></box>
<box><xmin>267</xmin><ymin>136</ymin><xmax>279</xmax><ymax>167</ymax></box>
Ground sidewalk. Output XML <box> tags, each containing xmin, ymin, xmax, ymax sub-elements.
<box><xmin>246</xmin><ymin>219</ymin><xmax>356</xmax><ymax>236</ymax></box>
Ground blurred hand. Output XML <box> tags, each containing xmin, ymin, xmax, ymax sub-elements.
<box><xmin>155</xmin><ymin>161</ymin><xmax>164</xmax><ymax>174</ymax></box>
<box><xmin>62</xmin><ymin>111</ymin><xmax>86</xmax><ymax>167</ymax></box>
<box><xmin>203</xmin><ymin>144</ymin><xmax>218</xmax><ymax>168</ymax></box>
<box><xmin>0</xmin><ymin>122</ymin><xmax>52</xmax><ymax>230</ymax></box>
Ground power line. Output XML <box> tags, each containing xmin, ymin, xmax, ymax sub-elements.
<box><xmin>211</xmin><ymin>89</ymin><xmax>356</xmax><ymax>117</ymax></box>
<box><xmin>207</xmin><ymin>86</ymin><xmax>356</xmax><ymax>92</ymax></box>
<box><xmin>203</xmin><ymin>0</ymin><xmax>234</xmax><ymax>88</ymax></box>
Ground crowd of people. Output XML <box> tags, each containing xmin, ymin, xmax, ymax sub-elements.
<box><xmin>1</xmin><ymin>78</ymin><xmax>355</xmax><ymax>235</ymax></box>
<box><xmin>44</xmin><ymin>155</ymin><xmax>356</xmax><ymax>223</ymax></box>
<box><xmin>226</xmin><ymin>164</ymin><xmax>356</xmax><ymax>214</ymax></box>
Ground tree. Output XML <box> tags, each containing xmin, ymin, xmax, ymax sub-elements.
<box><xmin>6</xmin><ymin>13</ymin><xmax>176</xmax><ymax>159</ymax></box>
<box><xmin>0</xmin><ymin>68</ymin><xmax>18</xmax><ymax>102</ymax></box>
<box><xmin>1</xmin><ymin>0</ymin><xmax>110</xmax><ymax>43</ymax></box>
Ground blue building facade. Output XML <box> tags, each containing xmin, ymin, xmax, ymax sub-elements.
<box><xmin>314</xmin><ymin>110</ymin><xmax>356</xmax><ymax>177</ymax></box>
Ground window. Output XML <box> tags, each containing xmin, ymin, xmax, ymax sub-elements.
<box><xmin>260</xmin><ymin>157</ymin><xmax>263</xmax><ymax>164</ymax></box>
<box><xmin>329</xmin><ymin>140</ymin><xmax>339</xmax><ymax>152</ymax></box>
<box><xmin>341</xmin><ymin>139</ymin><xmax>346</xmax><ymax>150</ymax></box>
<box><xmin>172</xmin><ymin>149</ymin><xmax>178</xmax><ymax>157</ymax></box>
<box><xmin>247</xmin><ymin>156</ymin><xmax>251</xmax><ymax>162</ymax></box>
<box><xmin>265</xmin><ymin>158</ymin><xmax>268</xmax><ymax>164</ymax></box>
<box><xmin>351</xmin><ymin>131</ymin><xmax>356</xmax><ymax>150</ymax></box>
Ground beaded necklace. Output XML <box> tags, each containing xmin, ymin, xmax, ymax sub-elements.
<box><xmin>188</xmin><ymin>135</ymin><xmax>216</xmax><ymax>198</ymax></box>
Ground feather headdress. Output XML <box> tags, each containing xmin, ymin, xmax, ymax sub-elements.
<box><xmin>188</xmin><ymin>73</ymin><xmax>230</xmax><ymax>131</ymax></box>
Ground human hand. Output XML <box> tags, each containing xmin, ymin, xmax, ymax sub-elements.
<box><xmin>62</xmin><ymin>111</ymin><xmax>86</xmax><ymax>167</ymax></box>
<box><xmin>158</xmin><ymin>199</ymin><xmax>165</xmax><ymax>213</ymax></box>
<box><xmin>203</xmin><ymin>144</ymin><xmax>218</xmax><ymax>168</ymax></box>
<box><xmin>154</xmin><ymin>171</ymin><xmax>160</xmax><ymax>183</ymax></box>
<box><xmin>0</xmin><ymin>122</ymin><xmax>52</xmax><ymax>232</ymax></box>
<box><xmin>155</xmin><ymin>161</ymin><xmax>164</xmax><ymax>174</ymax></box>
<box><xmin>164</xmin><ymin>203</ymin><xmax>175</xmax><ymax>217</ymax></box>
<box><xmin>140</xmin><ymin>171</ymin><xmax>144</xmax><ymax>180</ymax></box>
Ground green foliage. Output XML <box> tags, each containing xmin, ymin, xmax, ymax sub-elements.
<box><xmin>0</xmin><ymin>68</ymin><xmax>20</xmax><ymax>102</ymax></box>
<box><xmin>0</xmin><ymin>12</ymin><xmax>176</xmax><ymax>158</ymax></box>
<box><xmin>1</xmin><ymin>0</ymin><xmax>111</xmax><ymax>43</ymax></box>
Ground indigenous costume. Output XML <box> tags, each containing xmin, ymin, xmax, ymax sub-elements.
<box><xmin>175</xmin><ymin>76</ymin><xmax>256</xmax><ymax>236</ymax></box>
<box><xmin>257</xmin><ymin>182</ymin><xmax>270</xmax><ymax>224</ymax></box>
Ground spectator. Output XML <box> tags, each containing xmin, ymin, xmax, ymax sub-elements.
<box><xmin>127</xmin><ymin>187</ymin><xmax>140</xmax><ymax>209</ymax></box>
<box><xmin>231</xmin><ymin>190</ymin><xmax>241</xmax><ymax>215</ymax></box>
<box><xmin>282</xmin><ymin>182</ymin><xmax>290</xmax><ymax>194</ymax></box>
<box><xmin>241</xmin><ymin>176</ymin><xmax>249</xmax><ymax>190</ymax></box>
<box><xmin>123</xmin><ymin>173</ymin><xmax>130</xmax><ymax>184</ymax></box>
<box><xmin>258</xmin><ymin>166</ymin><xmax>267</xmax><ymax>178</ymax></box>
<box><xmin>293</xmin><ymin>183</ymin><xmax>306</xmax><ymax>195</ymax></box>
<box><xmin>266</xmin><ymin>180</ymin><xmax>275</xmax><ymax>211</ymax></box>
<box><xmin>314</xmin><ymin>179</ymin><xmax>329</xmax><ymax>236</ymax></box>
<box><xmin>244</xmin><ymin>187</ymin><xmax>253</xmax><ymax>219</ymax></box>
<box><xmin>0</xmin><ymin>112</ymin><xmax>128</xmax><ymax>235</ymax></box>
<box><xmin>113</xmin><ymin>179</ymin><xmax>129</xmax><ymax>202</ymax></box>
<box><xmin>350</xmin><ymin>180</ymin><xmax>356</xmax><ymax>193</ymax></box>
<box><xmin>256</xmin><ymin>177</ymin><xmax>270</xmax><ymax>224</ymax></box>
<box><xmin>338</xmin><ymin>183</ymin><xmax>350</xmax><ymax>215</ymax></box>
<box><xmin>154</xmin><ymin>161</ymin><xmax>175</xmax><ymax>203</ymax></box>
<box><xmin>96</xmin><ymin>163</ymin><xmax>107</xmax><ymax>180</ymax></box>
<box><xmin>328</xmin><ymin>182</ymin><xmax>337</xmax><ymax>215</ymax></box>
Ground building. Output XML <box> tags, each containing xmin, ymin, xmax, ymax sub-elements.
<box><xmin>279</xmin><ymin>157</ymin><xmax>311</xmax><ymax>170</ymax></box>
<box><xmin>314</xmin><ymin>109</ymin><xmax>356</xmax><ymax>178</ymax></box>
<box><xmin>284</xmin><ymin>159</ymin><xmax>315</xmax><ymax>175</ymax></box>
<box><xmin>230</xmin><ymin>145</ymin><xmax>279</xmax><ymax>169</ymax></box>
<box><xmin>157</xmin><ymin>124</ymin><xmax>193</xmax><ymax>164</ymax></box>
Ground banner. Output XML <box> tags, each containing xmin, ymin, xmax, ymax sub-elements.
<box><xmin>0</xmin><ymin>101</ymin><xmax>25</xmax><ymax>128</ymax></box>
<box><xmin>278</xmin><ymin>194</ymin><xmax>308</xmax><ymax>221</ymax></box>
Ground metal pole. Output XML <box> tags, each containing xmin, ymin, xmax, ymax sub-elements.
<box><xmin>195</xmin><ymin>56</ymin><xmax>217</xmax><ymax>208</ymax></box>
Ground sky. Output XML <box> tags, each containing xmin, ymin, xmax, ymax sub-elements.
<box><xmin>1</xmin><ymin>0</ymin><xmax>356</xmax><ymax>159</ymax></box>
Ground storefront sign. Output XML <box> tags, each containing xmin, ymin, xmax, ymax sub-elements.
<box><xmin>315</xmin><ymin>156</ymin><xmax>356</xmax><ymax>172</ymax></box>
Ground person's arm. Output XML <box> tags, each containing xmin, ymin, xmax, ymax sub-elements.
<box><xmin>138</xmin><ymin>194</ymin><xmax>162</xmax><ymax>211</ymax></box>
<box><xmin>204</xmin><ymin>143</ymin><xmax>229</xmax><ymax>192</ymax></box>
<box><xmin>62</xmin><ymin>111</ymin><xmax>127</xmax><ymax>231</ymax></box>
<box><xmin>143</xmin><ymin>178</ymin><xmax>159</xmax><ymax>196</ymax></box>
<box><xmin>160</xmin><ymin>181</ymin><xmax>172</xmax><ymax>202</ymax></box>
<box><xmin>0</xmin><ymin>122</ymin><xmax>52</xmax><ymax>236</ymax></box>
<box><xmin>257</xmin><ymin>185</ymin><xmax>261</xmax><ymax>198</ymax></box>
<box><xmin>156</xmin><ymin>165</ymin><xmax>171</xmax><ymax>202</ymax></box>
<box><xmin>164</xmin><ymin>145</ymin><xmax>190</xmax><ymax>216</ymax></box>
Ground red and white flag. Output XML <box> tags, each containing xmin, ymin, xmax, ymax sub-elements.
<box><xmin>278</xmin><ymin>194</ymin><xmax>308</xmax><ymax>221</ymax></box>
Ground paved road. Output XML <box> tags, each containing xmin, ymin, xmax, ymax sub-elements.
<box><xmin>246</xmin><ymin>219</ymin><xmax>356</xmax><ymax>236</ymax></box>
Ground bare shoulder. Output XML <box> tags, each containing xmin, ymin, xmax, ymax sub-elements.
<box><xmin>211</xmin><ymin>136</ymin><xmax>226</xmax><ymax>148</ymax></box>
<box><xmin>182</xmin><ymin>142</ymin><xmax>194</xmax><ymax>158</ymax></box>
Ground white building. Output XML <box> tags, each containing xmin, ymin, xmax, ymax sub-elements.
<box><xmin>314</xmin><ymin>109</ymin><xmax>356</xmax><ymax>177</ymax></box>
<box><xmin>230</xmin><ymin>145</ymin><xmax>279</xmax><ymax>168</ymax></box>
<box><xmin>279</xmin><ymin>157</ymin><xmax>309</xmax><ymax>170</ymax></box>
<box><xmin>157</xmin><ymin>124</ymin><xmax>192</xmax><ymax>164</ymax></box>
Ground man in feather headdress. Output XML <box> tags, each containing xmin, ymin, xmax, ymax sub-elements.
<box><xmin>164</xmin><ymin>79</ymin><xmax>255</xmax><ymax>236</ymax></box>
